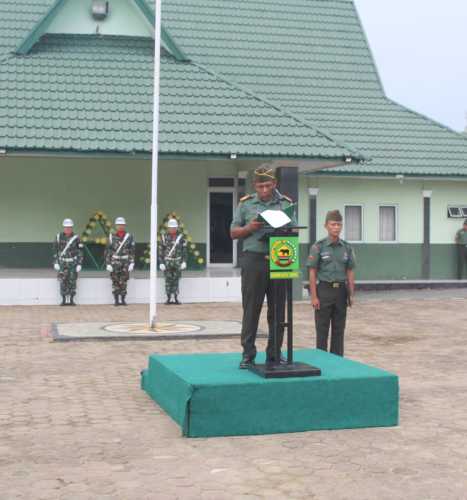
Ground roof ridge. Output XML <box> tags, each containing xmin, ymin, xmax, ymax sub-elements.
<box><xmin>351</xmin><ymin>1</ymin><xmax>386</xmax><ymax>96</ymax></box>
<box><xmin>191</xmin><ymin>60</ymin><xmax>365</xmax><ymax>161</ymax></box>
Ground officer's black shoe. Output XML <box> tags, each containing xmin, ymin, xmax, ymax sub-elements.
<box><xmin>165</xmin><ymin>295</ymin><xmax>172</xmax><ymax>305</ymax></box>
<box><xmin>173</xmin><ymin>295</ymin><xmax>181</xmax><ymax>305</ymax></box>
<box><xmin>266</xmin><ymin>356</ymin><xmax>288</xmax><ymax>367</ymax></box>
<box><xmin>60</xmin><ymin>295</ymin><xmax>67</xmax><ymax>306</ymax></box>
<box><xmin>114</xmin><ymin>294</ymin><xmax>120</xmax><ymax>306</ymax></box>
<box><xmin>239</xmin><ymin>356</ymin><xmax>255</xmax><ymax>369</ymax></box>
<box><xmin>69</xmin><ymin>295</ymin><xmax>76</xmax><ymax>306</ymax></box>
<box><xmin>121</xmin><ymin>296</ymin><xmax>127</xmax><ymax>306</ymax></box>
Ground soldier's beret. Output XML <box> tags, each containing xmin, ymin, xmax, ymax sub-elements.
<box><xmin>325</xmin><ymin>210</ymin><xmax>343</xmax><ymax>223</ymax></box>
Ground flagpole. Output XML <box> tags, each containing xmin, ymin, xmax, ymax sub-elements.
<box><xmin>149</xmin><ymin>0</ymin><xmax>162</xmax><ymax>329</ymax></box>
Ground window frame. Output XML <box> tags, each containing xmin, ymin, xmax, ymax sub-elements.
<box><xmin>377</xmin><ymin>203</ymin><xmax>399</xmax><ymax>244</ymax></box>
<box><xmin>447</xmin><ymin>205</ymin><xmax>467</xmax><ymax>218</ymax></box>
<box><xmin>343</xmin><ymin>204</ymin><xmax>364</xmax><ymax>243</ymax></box>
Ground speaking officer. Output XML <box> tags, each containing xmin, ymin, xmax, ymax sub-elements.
<box><xmin>307</xmin><ymin>210</ymin><xmax>356</xmax><ymax>356</ymax></box>
<box><xmin>230</xmin><ymin>166</ymin><xmax>296</xmax><ymax>369</ymax></box>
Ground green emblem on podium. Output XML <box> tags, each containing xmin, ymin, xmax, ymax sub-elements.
<box><xmin>269</xmin><ymin>235</ymin><xmax>300</xmax><ymax>279</ymax></box>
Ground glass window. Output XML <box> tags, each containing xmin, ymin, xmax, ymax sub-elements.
<box><xmin>379</xmin><ymin>206</ymin><xmax>397</xmax><ymax>241</ymax></box>
<box><xmin>344</xmin><ymin>206</ymin><xmax>362</xmax><ymax>241</ymax></box>
<box><xmin>448</xmin><ymin>206</ymin><xmax>461</xmax><ymax>218</ymax></box>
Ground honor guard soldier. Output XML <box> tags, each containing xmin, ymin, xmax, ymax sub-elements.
<box><xmin>159</xmin><ymin>218</ymin><xmax>187</xmax><ymax>305</ymax></box>
<box><xmin>105</xmin><ymin>217</ymin><xmax>135</xmax><ymax>306</ymax></box>
<box><xmin>307</xmin><ymin>210</ymin><xmax>356</xmax><ymax>356</ymax></box>
<box><xmin>53</xmin><ymin>218</ymin><xmax>83</xmax><ymax>306</ymax></box>
<box><xmin>230</xmin><ymin>166</ymin><xmax>297</xmax><ymax>369</ymax></box>
<box><xmin>455</xmin><ymin>219</ymin><xmax>467</xmax><ymax>279</ymax></box>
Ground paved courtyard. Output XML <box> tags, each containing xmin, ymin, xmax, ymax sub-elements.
<box><xmin>1</xmin><ymin>289</ymin><xmax>467</xmax><ymax>500</ymax></box>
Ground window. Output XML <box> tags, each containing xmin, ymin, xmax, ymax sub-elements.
<box><xmin>344</xmin><ymin>205</ymin><xmax>362</xmax><ymax>241</ymax></box>
<box><xmin>208</xmin><ymin>177</ymin><xmax>235</xmax><ymax>187</ymax></box>
<box><xmin>448</xmin><ymin>205</ymin><xmax>467</xmax><ymax>218</ymax></box>
<box><xmin>379</xmin><ymin>205</ymin><xmax>397</xmax><ymax>242</ymax></box>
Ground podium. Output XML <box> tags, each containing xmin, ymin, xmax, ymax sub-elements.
<box><xmin>249</xmin><ymin>226</ymin><xmax>322</xmax><ymax>379</ymax></box>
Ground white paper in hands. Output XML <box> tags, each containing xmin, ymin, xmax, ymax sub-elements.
<box><xmin>259</xmin><ymin>209</ymin><xmax>291</xmax><ymax>229</ymax></box>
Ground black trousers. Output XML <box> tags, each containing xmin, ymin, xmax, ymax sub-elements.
<box><xmin>315</xmin><ymin>282</ymin><xmax>348</xmax><ymax>356</ymax></box>
<box><xmin>240</xmin><ymin>252</ymin><xmax>285</xmax><ymax>360</ymax></box>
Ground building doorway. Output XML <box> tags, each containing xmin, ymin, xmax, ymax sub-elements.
<box><xmin>208</xmin><ymin>178</ymin><xmax>236</xmax><ymax>266</ymax></box>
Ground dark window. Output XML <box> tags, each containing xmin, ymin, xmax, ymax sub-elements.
<box><xmin>209</xmin><ymin>178</ymin><xmax>235</xmax><ymax>187</ymax></box>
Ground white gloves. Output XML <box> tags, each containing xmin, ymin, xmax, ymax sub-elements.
<box><xmin>128</xmin><ymin>263</ymin><xmax>135</xmax><ymax>272</ymax></box>
<box><xmin>76</xmin><ymin>265</ymin><xmax>82</xmax><ymax>273</ymax></box>
<box><xmin>54</xmin><ymin>263</ymin><xmax>60</xmax><ymax>271</ymax></box>
<box><xmin>159</xmin><ymin>264</ymin><xmax>166</xmax><ymax>271</ymax></box>
<box><xmin>180</xmin><ymin>262</ymin><xmax>187</xmax><ymax>270</ymax></box>
<box><xmin>106</xmin><ymin>264</ymin><xmax>113</xmax><ymax>272</ymax></box>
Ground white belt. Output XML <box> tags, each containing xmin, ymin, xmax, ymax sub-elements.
<box><xmin>60</xmin><ymin>258</ymin><xmax>75</xmax><ymax>263</ymax></box>
<box><xmin>165</xmin><ymin>257</ymin><xmax>182</xmax><ymax>261</ymax></box>
<box><xmin>112</xmin><ymin>255</ymin><xmax>129</xmax><ymax>260</ymax></box>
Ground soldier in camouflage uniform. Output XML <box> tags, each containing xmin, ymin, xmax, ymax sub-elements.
<box><xmin>159</xmin><ymin>218</ymin><xmax>187</xmax><ymax>305</ymax></box>
<box><xmin>105</xmin><ymin>217</ymin><xmax>136</xmax><ymax>306</ymax></box>
<box><xmin>53</xmin><ymin>218</ymin><xmax>84</xmax><ymax>306</ymax></box>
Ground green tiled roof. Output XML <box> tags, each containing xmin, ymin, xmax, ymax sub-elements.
<box><xmin>1</xmin><ymin>0</ymin><xmax>467</xmax><ymax>176</ymax></box>
<box><xmin>0</xmin><ymin>1</ymin><xmax>357</xmax><ymax>159</ymax></box>
<box><xmin>159</xmin><ymin>0</ymin><xmax>467</xmax><ymax>177</ymax></box>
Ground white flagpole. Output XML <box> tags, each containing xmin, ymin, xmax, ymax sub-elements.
<box><xmin>149</xmin><ymin>0</ymin><xmax>162</xmax><ymax>329</ymax></box>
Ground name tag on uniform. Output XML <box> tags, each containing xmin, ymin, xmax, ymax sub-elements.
<box><xmin>320</xmin><ymin>252</ymin><xmax>331</xmax><ymax>260</ymax></box>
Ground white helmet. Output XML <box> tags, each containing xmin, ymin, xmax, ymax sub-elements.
<box><xmin>115</xmin><ymin>217</ymin><xmax>126</xmax><ymax>225</ymax></box>
<box><xmin>62</xmin><ymin>218</ymin><xmax>74</xmax><ymax>227</ymax></box>
<box><xmin>167</xmin><ymin>218</ymin><xmax>178</xmax><ymax>228</ymax></box>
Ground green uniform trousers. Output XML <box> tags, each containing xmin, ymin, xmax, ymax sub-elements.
<box><xmin>164</xmin><ymin>263</ymin><xmax>181</xmax><ymax>295</ymax></box>
<box><xmin>58</xmin><ymin>264</ymin><xmax>78</xmax><ymax>296</ymax></box>
<box><xmin>315</xmin><ymin>281</ymin><xmax>348</xmax><ymax>356</ymax></box>
<box><xmin>240</xmin><ymin>251</ymin><xmax>285</xmax><ymax>361</ymax></box>
<box><xmin>110</xmin><ymin>261</ymin><xmax>130</xmax><ymax>296</ymax></box>
<box><xmin>457</xmin><ymin>246</ymin><xmax>467</xmax><ymax>279</ymax></box>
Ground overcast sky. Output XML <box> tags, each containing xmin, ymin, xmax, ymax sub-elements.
<box><xmin>354</xmin><ymin>0</ymin><xmax>467</xmax><ymax>132</ymax></box>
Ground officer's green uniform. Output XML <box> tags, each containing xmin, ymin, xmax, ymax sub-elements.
<box><xmin>53</xmin><ymin>233</ymin><xmax>83</xmax><ymax>301</ymax></box>
<box><xmin>307</xmin><ymin>237</ymin><xmax>355</xmax><ymax>356</ymax></box>
<box><xmin>159</xmin><ymin>232</ymin><xmax>187</xmax><ymax>301</ymax></box>
<box><xmin>231</xmin><ymin>191</ymin><xmax>296</xmax><ymax>362</ymax></box>
<box><xmin>455</xmin><ymin>226</ymin><xmax>467</xmax><ymax>279</ymax></box>
<box><xmin>105</xmin><ymin>232</ymin><xmax>136</xmax><ymax>302</ymax></box>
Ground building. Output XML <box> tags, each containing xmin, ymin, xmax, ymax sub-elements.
<box><xmin>1</xmin><ymin>0</ymin><xmax>467</xmax><ymax>303</ymax></box>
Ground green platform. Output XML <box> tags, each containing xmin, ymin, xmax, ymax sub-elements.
<box><xmin>141</xmin><ymin>349</ymin><xmax>399</xmax><ymax>437</ymax></box>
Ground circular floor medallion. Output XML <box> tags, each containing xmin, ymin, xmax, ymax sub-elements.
<box><xmin>103</xmin><ymin>322</ymin><xmax>202</xmax><ymax>335</ymax></box>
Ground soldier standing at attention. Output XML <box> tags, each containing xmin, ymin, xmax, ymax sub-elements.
<box><xmin>53</xmin><ymin>218</ymin><xmax>83</xmax><ymax>306</ymax></box>
<box><xmin>105</xmin><ymin>217</ymin><xmax>135</xmax><ymax>306</ymax></box>
<box><xmin>230</xmin><ymin>167</ymin><xmax>297</xmax><ymax>369</ymax></box>
<box><xmin>455</xmin><ymin>219</ymin><xmax>467</xmax><ymax>279</ymax></box>
<box><xmin>307</xmin><ymin>210</ymin><xmax>355</xmax><ymax>356</ymax></box>
<box><xmin>159</xmin><ymin>218</ymin><xmax>187</xmax><ymax>305</ymax></box>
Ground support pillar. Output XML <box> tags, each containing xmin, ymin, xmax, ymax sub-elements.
<box><xmin>422</xmin><ymin>190</ymin><xmax>432</xmax><ymax>279</ymax></box>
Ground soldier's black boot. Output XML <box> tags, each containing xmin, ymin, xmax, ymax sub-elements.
<box><xmin>165</xmin><ymin>294</ymin><xmax>172</xmax><ymax>305</ymax></box>
<box><xmin>121</xmin><ymin>295</ymin><xmax>127</xmax><ymax>306</ymax></box>
<box><xmin>69</xmin><ymin>295</ymin><xmax>76</xmax><ymax>306</ymax></box>
<box><xmin>114</xmin><ymin>294</ymin><xmax>120</xmax><ymax>306</ymax></box>
<box><xmin>60</xmin><ymin>295</ymin><xmax>66</xmax><ymax>306</ymax></box>
<box><xmin>174</xmin><ymin>295</ymin><xmax>181</xmax><ymax>305</ymax></box>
